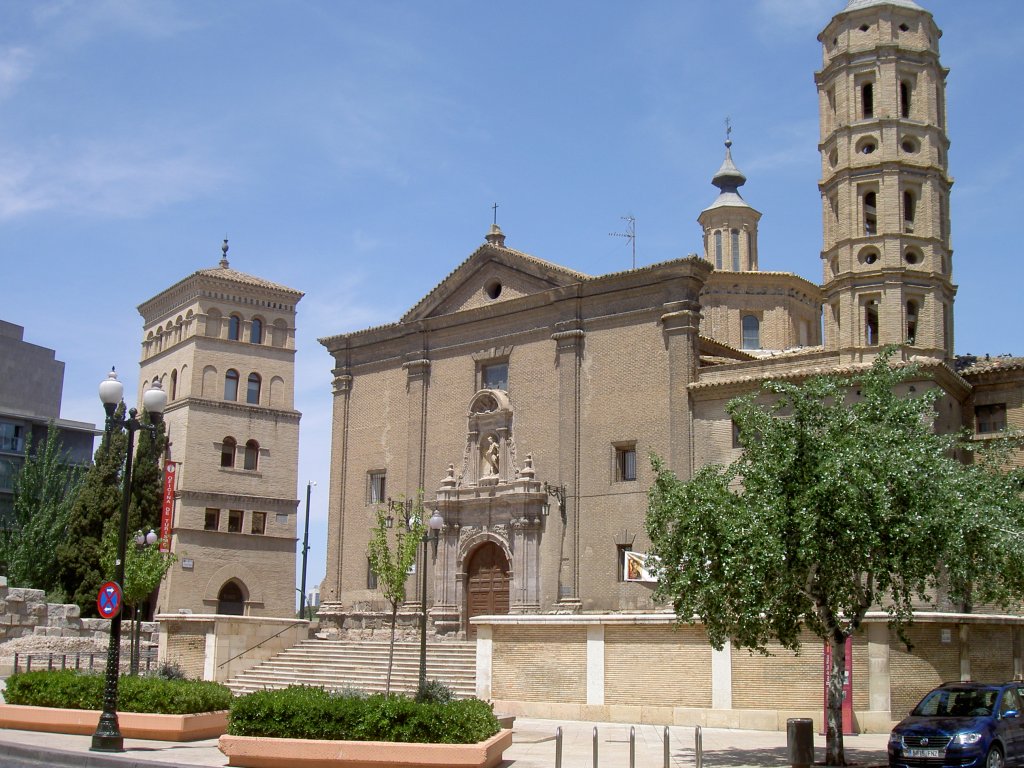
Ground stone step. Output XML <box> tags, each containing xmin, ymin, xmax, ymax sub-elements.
<box><xmin>225</xmin><ymin>639</ymin><xmax>477</xmax><ymax>699</ymax></box>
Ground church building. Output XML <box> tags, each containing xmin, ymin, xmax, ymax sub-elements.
<box><xmin>317</xmin><ymin>0</ymin><xmax>1023</xmax><ymax>729</ymax></box>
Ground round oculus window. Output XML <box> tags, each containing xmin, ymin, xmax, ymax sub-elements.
<box><xmin>485</xmin><ymin>280</ymin><xmax>502</xmax><ymax>300</ymax></box>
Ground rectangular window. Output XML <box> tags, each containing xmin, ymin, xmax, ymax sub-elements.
<box><xmin>251</xmin><ymin>511</ymin><xmax>266</xmax><ymax>535</ymax></box>
<box><xmin>367</xmin><ymin>558</ymin><xmax>378</xmax><ymax>590</ymax></box>
<box><xmin>204</xmin><ymin>508</ymin><xmax>220</xmax><ymax>531</ymax></box>
<box><xmin>616</xmin><ymin>544</ymin><xmax>631</xmax><ymax>582</ymax></box>
<box><xmin>228</xmin><ymin>509</ymin><xmax>244</xmax><ymax>533</ymax></box>
<box><xmin>368</xmin><ymin>471</ymin><xmax>386</xmax><ymax>505</ymax></box>
<box><xmin>0</xmin><ymin>422</ymin><xmax>24</xmax><ymax>453</ymax></box>
<box><xmin>975</xmin><ymin>404</ymin><xmax>1007</xmax><ymax>434</ymax></box>
<box><xmin>482</xmin><ymin>362</ymin><xmax>508</xmax><ymax>391</ymax></box>
<box><xmin>615</xmin><ymin>444</ymin><xmax>637</xmax><ymax>482</ymax></box>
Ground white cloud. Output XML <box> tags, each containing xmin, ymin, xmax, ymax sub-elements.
<box><xmin>755</xmin><ymin>0</ymin><xmax>839</xmax><ymax>31</ymax></box>
<box><xmin>0</xmin><ymin>46</ymin><xmax>34</xmax><ymax>100</ymax></box>
<box><xmin>0</xmin><ymin>133</ymin><xmax>231</xmax><ymax>220</ymax></box>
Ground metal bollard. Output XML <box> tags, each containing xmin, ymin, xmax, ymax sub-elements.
<box><xmin>664</xmin><ymin>726</ymin><xmax>670</xmax><ymax>768</ymax></box>
<box><xmin>555</xmin><ymin>726</ymin><xmax>563</xmax><ymax>768</ymax></box>
<box><xmin>630</xmin><ymin>726</ymin><xmax>636</xmax><ymax>768</ymax></box>
<box><xmin>12</xmin><ymin>653</ymin><xmax>18</xmax><ymax>673</ymax></box>
<box><xmin>695</xmin><ymin>724</ymin><xmax>703</xmax><ymax>768</ymax></box>
<box><xmin>593</xmin><ymin>726</ymin><xmax>599</xmax><ymax>768</ymax></box>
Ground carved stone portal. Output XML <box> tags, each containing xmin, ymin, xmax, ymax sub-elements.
<box><xmin>431</xmin><ymin>388</ymin><xmax>547</xmax><ymax>635</ymax></box>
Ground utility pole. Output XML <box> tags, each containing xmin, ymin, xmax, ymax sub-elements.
<box><xmin>299</xmin><ymin>480</ymin><xmax>316</xmax><ymax>619</ymax></box>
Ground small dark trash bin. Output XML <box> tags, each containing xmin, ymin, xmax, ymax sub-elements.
<box><xmin>787</xmin><ymin>718</ymin><xmax>814</xmax><ymax>768</ymax></box>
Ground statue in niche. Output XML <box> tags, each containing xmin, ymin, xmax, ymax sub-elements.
<box><xmin>483</xmin><ymin>435</ymin><xmax>500</xmax><ymax>476</ymax></box>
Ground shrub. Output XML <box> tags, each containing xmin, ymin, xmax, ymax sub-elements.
<box><xmin>5</xmin><ymin>670</ymin><xmax>231</xmax><ymax>714</ymax></box>
<box><xmin>415</xmin><ymin>678</ymin><xmax>453</xmax><ymax>704</ymax></box>
<box><xmin>228</xmin><ymin>686</ymin><xmax>500</xmax><ymax>744</ymax></box>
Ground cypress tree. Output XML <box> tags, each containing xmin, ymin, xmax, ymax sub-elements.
<box><xmin>57</xmin><ymin>403</ymin><xmax>127</xmax><ymax>616</ymax></box>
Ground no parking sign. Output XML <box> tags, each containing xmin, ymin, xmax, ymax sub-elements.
<box><xmin>97</xmin><ymin>581</ymin><xmax>122</xmax><ymax>619</ymax></box>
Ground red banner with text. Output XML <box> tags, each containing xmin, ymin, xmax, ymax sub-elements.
<box><xmin>160</xmin><ymin>462</ymin><xmax>177</xmax><ymax>552</ymax></box>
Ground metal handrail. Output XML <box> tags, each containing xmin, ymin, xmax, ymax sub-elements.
<box><xmin>216</xmin><ymin>620</ymin><xmax>306</xmax><ymax>669</ymax></box>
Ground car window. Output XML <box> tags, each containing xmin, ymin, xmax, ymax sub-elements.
<box><xmin>1000</xmin><ymin>689</ymin><xmax>1021</xmax><ymax>716</ymax></box>
<box><xmin>915</xmin><ymin>689</ymin><xmax>997</xmax><ymax>717</ymax></box>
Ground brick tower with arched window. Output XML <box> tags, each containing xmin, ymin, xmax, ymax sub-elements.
<box><xmin>818</xmin><ymin>0</ymin><xmax>955</xmax><ymax>361</ymax></box>
<box><xmin>137</xmin><ymin>240</ymin><xmax>303</xmax><ymax>618</ymax></box>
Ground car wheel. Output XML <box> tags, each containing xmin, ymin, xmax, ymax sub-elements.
<box><xmin>985</xmin><ymin>745</ymin><xmax>1004</xmax><ymax>768</ymax></box>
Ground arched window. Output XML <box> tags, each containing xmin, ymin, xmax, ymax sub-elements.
<box><xmin>250</xmin><ymin>318</ymin><xmax>263</xmax><ymax>344</ymax></box>
<box><xmin>741</xmin><ymin>315</ymin><xmax>760</xmax><ymax>350</ymax></box>
<box><xmin>221</xmin><ymin>437</ymin><xmax>237</xmax><ymax>468</ymax></box>
<box><xmin>865</xmin><ymin>300</ymin><xmax>880</xmax><ymax>346</ymax></box>
<box><xmin>863</xmin><ymin>191</ymin><xmax>877</xmax><ymax>236</ymax></box>
<box><xmin>217</xmin><ymin>581</ymin><xmax>245</xmax><ymax>616</ymax></box>
<box><xmin>244</xmin><ymin>440</ymin><xmax>259</xmax><ymax>471</ymax></box>
<box><xmin>906</xmin><ymin>300</ymin><xmax>919</xmax><ymax>345</ymax></box>
<box><xmin>903</xmin><ymin>190</ymin><xmax>916</xmax><ymax>233</ymax></box>
<box><xmin>170</xmin><ymin>369</ymin><xmax>178</xmax><ymax>400</ymax></box>
<box><xmin>224</xmin><ymin>369</ymin><xmax>239</xmax><ymax>401</ymax></box>
<box><xmin>246</xmin><ymin>373</ymin><xmax>261</xmax><ymax>405</ymax></box>
<box><xmin>900</xmin><ymin>80</ymin><xmax>912</xmax><ymax>118</ymax></box>
<box><xmin>228</xmin><ymin>314</ymin><xmax>241</xmax><ymax>341</ymax></box>
<box><xmin>731</xmin><ymin>229</ymin><xmax>741</xmax><ymax>271</ymax></box>
<box><xmin>862</xmin><ymin>82</ymin><xmax>874</xmax><ymax>118</ymax></box>
<box><xmin>714</xmin><ymin>231</ymin><xmax>723</xmax><ymax>269</ymax></box>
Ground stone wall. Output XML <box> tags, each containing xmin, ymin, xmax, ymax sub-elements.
<box><xmin>0</xmin><ymin>577</ymin><xmax>156</xmax><ymax>646</ymax></box>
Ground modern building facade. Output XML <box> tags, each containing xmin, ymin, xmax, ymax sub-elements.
<box><xmin>138</xmin><ymin>242</ymin><xmax>304</xmax><ymax>618</ymax></box>
<box><xmin>318</xmin><ymin>0</ymin><xmax>1023</xmax><ymax>729</ymax></box>
<box><xmin>0</xmin><ymin>320</ymin><xmax>97</xmax><ymax>521</ymax></box>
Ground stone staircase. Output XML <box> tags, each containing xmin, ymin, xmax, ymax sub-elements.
<box><xmin>225</xmin><ymin>639</ymin><xmax>477</xmax><ymax>698</ymax></box>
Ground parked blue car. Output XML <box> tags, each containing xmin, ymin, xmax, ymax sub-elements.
<box><xmin>889</xmin><ymin>682</ymin><xmax>1024</xmax><ymax>768</ymax></box>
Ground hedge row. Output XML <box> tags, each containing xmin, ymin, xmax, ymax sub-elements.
<box><xmin>228</xmin><ymin>686</ymin><xmax>501</xmax><ymax>744</ymax></box>
<box><xmin>4</xmin><ymin>670</ymin><xmax>231</xmax><ymax>715</ymax></box>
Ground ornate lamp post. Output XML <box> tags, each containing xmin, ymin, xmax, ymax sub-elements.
<box><xmin>418</xmin><ymin>509</ymin><xmax>444</xmax><ymax>691</ymax></box>
<box><xmin>91</xmin><ymin>369</ymin><xmax>167</xmax><ymax>753</ymax></box>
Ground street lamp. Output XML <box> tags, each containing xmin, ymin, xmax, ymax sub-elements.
<box><xmin>418</xmin><ymin>509</ymin><xmax>444</xmax><ymax>691</ymax></box>
<box><xmin>299</xmin><ymin>480</ymin><xmax>316</xmax><ymax>621</ymax></box>
<box><xmin>91</xmin><ymin>369</ymin><xmax>167</xmax><ymax>753</ymax></box>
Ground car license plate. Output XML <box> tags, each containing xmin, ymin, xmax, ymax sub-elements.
<box><xmin>905</xmin><ymin>748</ymin><xmax>943</xmax><ymax>759</ymax></box>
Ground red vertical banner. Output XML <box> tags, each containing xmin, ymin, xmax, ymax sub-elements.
<box><xmin>823</xmin><ymin>637</ymin><xmax>854</xmax><ymax>735</ymax></box>
<box><xmin>160</xmin><ymin>462</ymin><xmax>177</xmax><ymax>552</ymax></box>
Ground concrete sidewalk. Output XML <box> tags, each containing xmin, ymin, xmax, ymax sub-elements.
<box><xmin>0</xmin><ymin>719</ymin><xmax>890</xmax><ymax>767</ymax></box>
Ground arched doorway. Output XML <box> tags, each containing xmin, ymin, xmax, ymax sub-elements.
<box><xmin>217</xmin><ymin>581</ymin><xmax>246</xmax><ymax>615</ymax></box>
<box><xmin>465</xmin><ymin>542</ymin><xmax>510</xmax><ymax>637</ymax></box>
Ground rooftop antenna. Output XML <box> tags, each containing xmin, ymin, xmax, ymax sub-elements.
<box><xmin>609</xmin><ymin>215</ymin><xmax>636</xmax><ymax>269</ymax></box>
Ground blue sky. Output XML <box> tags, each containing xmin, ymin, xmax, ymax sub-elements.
<box><xmin>2</xmin><ymin>0</ymin><xmax>1021</xmax><ymax>606</ymax></box>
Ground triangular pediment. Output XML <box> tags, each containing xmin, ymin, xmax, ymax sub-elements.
<box><xmin>402</xmin><ymin>242</ymin><xmax>589</xmax><ymax>322</ymax></box>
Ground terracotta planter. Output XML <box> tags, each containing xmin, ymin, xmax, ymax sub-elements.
<box><xmin>218</xmin><ymin>729</ymin><xmax>513</xmax><ymax>768</ymax></box>
<box><xmin>0</xmin><ymin>703</ymin><xmax>228</xmax><ymax>741</ymax></box>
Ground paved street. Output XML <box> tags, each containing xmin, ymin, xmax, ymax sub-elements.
<box><xmin>0</xmin><ymin>718</ymin><xmax>890</xmax><ymax>767</ymax></box>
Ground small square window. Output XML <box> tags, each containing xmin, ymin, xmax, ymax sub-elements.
<box><xmin>615</xmin><ymin>444</ymin><xmax>637</xmax><ymax>482</ymax></box>
<box><xmin>276</xmin><ymin>513</ymin><xmax>289</xmax><ymax>526</ymax></box>
<box><xmin>251</xmin><ymin>511</ymin><xmax>266</xmax><ymax>535</ymax></box>
<box><xmin>368</xmin><ymin>471</ymin><xmax>386</xmax><ymax>505</ymax></box>
<box><xmin>228</xmin><ymin>509</ymin><xmax>244</xmax><ymax>533</ymax></box>
<box><xmin>975</xmin><ymin>404</ymin><xmax>1007</xmax><ymax>434</ymax></box>
<box><xmin>482</xmin><ymin>362</ymin><xmax>508</xmax><ymax>391</ymax></box>
<box><xmin>204</xmin><ymin>508</ymin><xmax>220</xmax><ymax>531</ymax></box>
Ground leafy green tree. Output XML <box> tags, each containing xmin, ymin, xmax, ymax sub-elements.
<box><xmin>646</xmin><ymin>350</ymin><xmax>1024</xmax><ymax>766</ymax></box>
<box><xmin>367</xmin><ymin>498</ymin><xmax>424</xmax><ymax>694</ymax></box>
<box><xmin>0</xmin><ymin>426</ymin><xmax>84</xmax><ymax>594</ymax></box>
<box><xmin>101</xmin><ymin>527</ymin><xmax>176</xmax><ymax>673</ymax></box>
<box><xmin>56</xmin><ymin>404</ymin><xmax>128</xmax><ymax>616</ymax></box>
